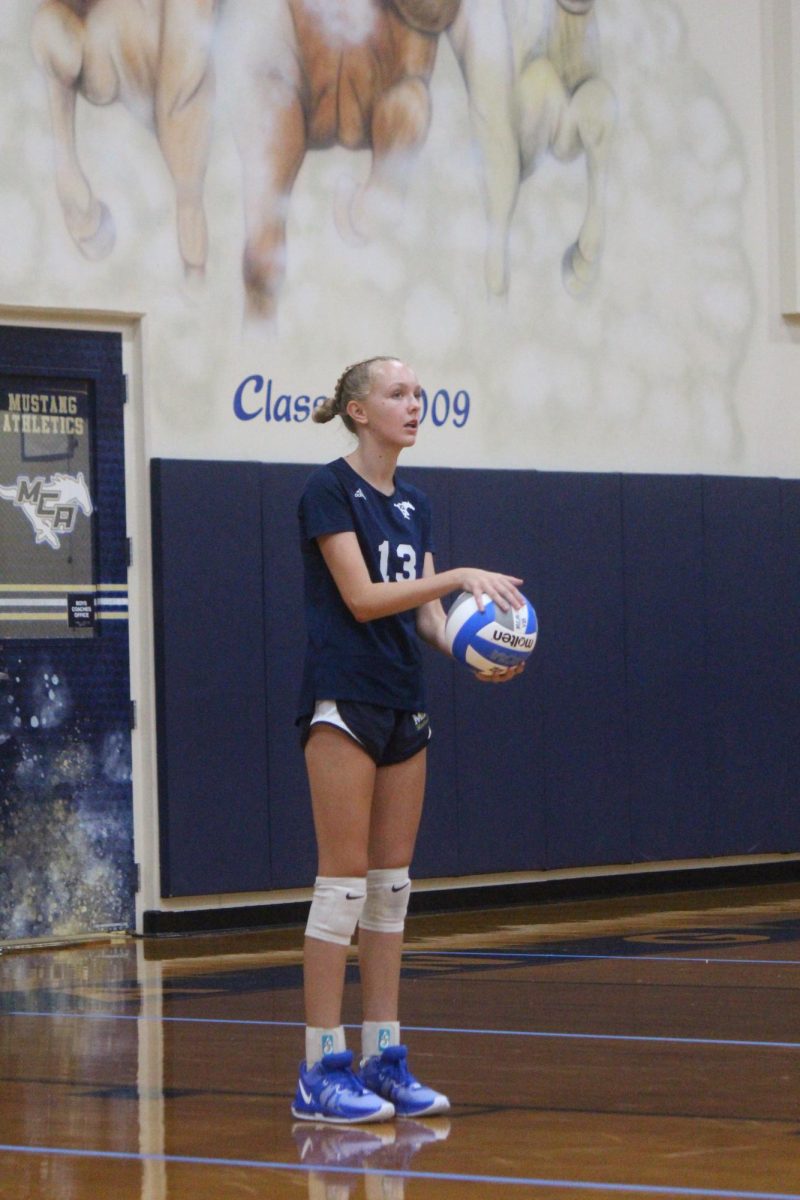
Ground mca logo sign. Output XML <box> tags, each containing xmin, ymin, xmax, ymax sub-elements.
<box><xmin>0</xmin><ymin>471</ymin><xmax>93</xmax><ymax>549</ymax></box>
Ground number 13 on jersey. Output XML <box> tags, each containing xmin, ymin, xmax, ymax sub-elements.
<box><xmin>378</xmin><ymin>540</ymin><xmax>417</xmax><ymax>582</ymax></box>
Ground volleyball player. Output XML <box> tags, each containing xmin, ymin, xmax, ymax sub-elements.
<box><xmin>293</xmin><ymin>356</ymin><xmax>525</xmax><ymax>1123</ymax></box>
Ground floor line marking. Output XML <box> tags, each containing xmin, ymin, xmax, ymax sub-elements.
<box><xmin>404</xmin><ymin>950</ymin><xmax>800</xmax><ymax>967</ymax></box>
<box><xmin>6</xmin><ymin>1010</ymin><xmax>800</xmax><ymax>1051</ymax></box>
<box><xmin>0</xmin><ymin>1142</ymin><xmax>798</xmax><ymax>1199</ymax></box>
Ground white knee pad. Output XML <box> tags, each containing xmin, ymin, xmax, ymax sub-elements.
<box><xmin>305</xmin><ymin>876</ymin><xmax>367</xmax><ymax>946</ymax></box>
<box><xmin>358</xmin><ymin>867</ymin><xmax>411</xmax><ymax>934</ymax></box>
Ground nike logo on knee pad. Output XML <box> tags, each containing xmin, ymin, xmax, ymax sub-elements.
<box><xmin>391</xmin><ymin>882</ymin><xmax>410</xmax><ymax>892</ymax></box>
<box><xmin>346</xmin><ymin>892</ymin><xmax>365</xmax><ymax>900</ymax></box>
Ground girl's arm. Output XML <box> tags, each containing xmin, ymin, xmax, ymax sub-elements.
<box><xmin>318</xmin><ymin>532</ymin><xmax>524</xmax><ymax>623</ymax></box>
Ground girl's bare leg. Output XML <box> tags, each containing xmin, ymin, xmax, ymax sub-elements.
<box><xmin>303</xmin><ymin>725</ymin><xmax>376</xmax><ymax>1029</ymax></box>
<box><xmin>360</xmin><ymin>749</ymin><xmax>427</xmax><ymax>1022</ymax></box>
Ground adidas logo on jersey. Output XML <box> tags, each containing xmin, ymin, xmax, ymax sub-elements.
<box><xmin>412</xmin><ymin>711</ymin><xmax>429</xmax><ymax>731</ymax></box>
<box><xmin>354</xmin><ymin>488</ymin><xmax>366</xmax><ymax>500</ymax></box>
<box><xmin>394</xmin><ymin>501</ymin><xmax>415</xmax><ymax>520</ymax></box>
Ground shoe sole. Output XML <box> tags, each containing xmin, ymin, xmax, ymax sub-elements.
<box><xmin>291</xmin><ymin>1103</ymin><xmax>395</xmax><ymax>1125</ymax></box>
<box><xmin>392</xmin><ymin>1096</ymin><xmax>451</xmax><ymax>1118</ymax></box>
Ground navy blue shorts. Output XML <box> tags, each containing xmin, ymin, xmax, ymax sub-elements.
<box><xmin>299</xmin><ymin>699</ymin><xmax>431</xmax><ymax>766</ymax></box>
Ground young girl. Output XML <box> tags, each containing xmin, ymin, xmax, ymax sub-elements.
<box><xmin>293</xmin><ymin>356</ymin><xmax>525</xmax><ymax>1124</ymax></box>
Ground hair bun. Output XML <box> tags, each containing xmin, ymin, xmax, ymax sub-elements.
<box><xmin>312</xmin><ymin>395</ymin><xmax>337</xmax><ymax>424</ymax></box>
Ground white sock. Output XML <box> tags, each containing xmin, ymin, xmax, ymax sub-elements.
<box><xmin>305</xmin><ymin>1024</ymin><xmax>346</xmax><ymax>1066</ymax></box>
<box><xmin>362</xmin><ymin>1020</ymin><xmax>400</xmax><ymax>1061</ymax></box>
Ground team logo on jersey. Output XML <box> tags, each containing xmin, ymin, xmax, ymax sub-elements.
<box><xmin>354</xmin><ymin>488</ymin><xmax>366</xmax><ymax>500</ymax></box>
<box><xmin>0</xmin><ymin>471</ymin><xmax>93</xmax><ymax>550</ymax></box>
<box><xmin>394</xmin><ymin>500</ymin><xmax>415</xmax><ymax>520</ymax></box>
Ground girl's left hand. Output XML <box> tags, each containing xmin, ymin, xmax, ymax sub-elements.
<box><xmin>474</xmin><ymin>664</ymin><xmax>526</xmax><ymax>683</ymax></box>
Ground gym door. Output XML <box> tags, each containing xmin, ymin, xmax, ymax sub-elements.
<box><xmin>0</xmin><ymin>324</ymin><xmax>135</xmax><ymax>942</ymax></box>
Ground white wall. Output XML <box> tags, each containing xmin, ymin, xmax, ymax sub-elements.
<box><xmin>0</xmin><ymin>0</ymin><xmax>797</xmax><ymax>477</ymax></box>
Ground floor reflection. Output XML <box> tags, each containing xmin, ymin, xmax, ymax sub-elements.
<box><xmin>292</xmin><ymin>1116</ymin><xmax>451</xmax><ymax>1200</ymax></box>
<box><xmin>5</xmin><ymin>885</ymin><xmax>800</xmax><ymax>1199</ymax></box>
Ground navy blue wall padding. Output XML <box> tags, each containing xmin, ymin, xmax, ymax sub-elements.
<box><xmin>534</xmin><ymin>473</ymin><xmax>631</xmax><ymax>869</ymax></box>
<box><xmin>260</xmin><ymin>464</ymin><xmax>317</xmax><ymax>888</ymax></box>
<box><xmin>702</xmin><ymin>477</ymin><xmax>791</xmax><ymax>855</ymax></box>
<box><xmin>151</xmin><ymin>460</ymin><xmax>800</xmax><ymax>899</ymax></box>
<box><xmin>781</xmin><ymin>479</ymin><xmax>800</xmax><ymax>833</ymax></box>
<box><xmin>446</xmin><ymin>470</ymin><xmax>546</xmax><ymax>874</ymax></box>
<box><xmin>152</xmin><ymin>460</ymin><xmax>271</xmax><ymax>896</ymax></box>
<box><xmin>404</xmin><ymin>468</ymin><xmax>460</xmax><ymax>880</ymax></box>
<box><xmin>622</xmin><ymin>475</ymin><xmax>712</xmax><ymax>861</ymax></box>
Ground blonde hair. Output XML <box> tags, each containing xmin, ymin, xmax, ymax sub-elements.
<box><xmin>313</xmin><ymin>356</ymin><xmax>399</xmax><ymax>433</ymax></box>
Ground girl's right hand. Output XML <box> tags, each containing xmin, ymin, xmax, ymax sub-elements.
<box><xmin>456</xmin><ymin>569</ymin><xmax>524</xmax><ymax>613</ymax></box>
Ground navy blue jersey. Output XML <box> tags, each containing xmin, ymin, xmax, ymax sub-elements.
<box><xmin>297</xmin><ymin>457</ymin><xmax>434</xmax><ymax>718</ymax></box>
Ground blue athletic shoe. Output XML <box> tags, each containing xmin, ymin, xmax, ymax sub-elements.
<box><xmin>292</xmin><ymin>1050</ymin><xmax>395</xmax><ymax>1124</ymax></box>
<box><xmin>359</xmin><ymin>1045</ymin><xmax>450</xmax><ymax>1117</ymax></box>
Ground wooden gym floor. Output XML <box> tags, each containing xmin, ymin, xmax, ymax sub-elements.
<box><xmin>2</xmin><ymin>880</ymin><xmax>800</xmax><ymax>1199</ymax></box>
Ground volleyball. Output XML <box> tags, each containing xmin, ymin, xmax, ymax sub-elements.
<box><xmin>445</xmin><ymin>591</ymin><xmax>538</xmax><ymax>674</ymax></box>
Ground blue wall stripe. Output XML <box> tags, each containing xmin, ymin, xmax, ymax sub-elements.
<box><xmin>151</xmin><ymin>460</ymin><xmax>270</xmax><ymax>896</ymax></box>
<box><xmin>259</xmin><ymin>464</ymin><xmax>312</xmax><ymax>888</ymax></box>
<box><xmin>404</xmin><ymin>466</ymin><xmax>461</xmax><ymax>879</ymax></box>
<box><xmin>703</xmin><ymin>477</ymin><xmax>791</xmax><ymax>854</ymax></box>
<box><xmin>445</xmin><ymin>469</ymin><xmax>546</xmax><ymax>874</ymax></box>
<box><xmin>534</xmin><ymin>471</ymin><xmax>630</xmax><ymax>868</ymax></box>
<box><xmin>622</xmin><ymin>474</ymin><xmax>711</xmax><ymax>860</ymax></box>
<box><xmin>780</xmin><ymin>479</ymin><xmax>800</xmax><ymax>831</ymax></box>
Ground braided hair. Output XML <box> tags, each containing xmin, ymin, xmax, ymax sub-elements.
<box><xmin>313</xmin><ymin>356</ymin><xmax>399</xmax><ymax>433</ymax></box>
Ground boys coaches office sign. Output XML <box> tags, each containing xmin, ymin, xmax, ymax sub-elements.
<box><xmin>0</xmin><ymin>377</ymin><xmax>96</xmax><ymax>639</ymax></box>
